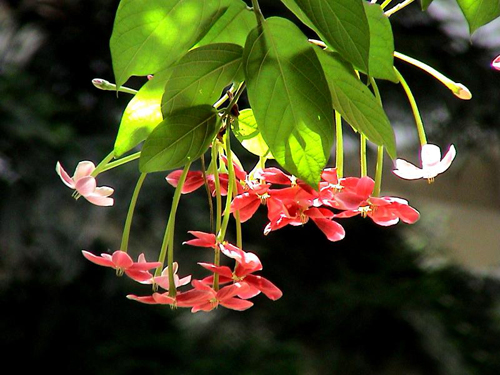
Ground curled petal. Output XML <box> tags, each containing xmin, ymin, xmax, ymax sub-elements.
<box><xmin>126</xmin><ymin>294</ymin><xmax>158</xmax><ymax>304</ymax></box>
<box><xmin>73</xmin><ymin>161</ymin><xmax>96</xmax><ymax>181</ymax></box>
<box><xmin>436</xmin><ymin>145</ymin><xmax>456</xmax><ymax>175</ymax></box>
<box><xmin>166</xmin><ymin>170</ymin><xmax>205</xmax><ymax>194</ymax></box>
<box><xmin>231</xmin><ymin>194</ymin><xmax>261</xmax><ymax>222</ymax></box>
<box><xmin>111</xmin><ymin>251</ymin><xmax>134</xmax><ymax>269</ymax></box>
<box><xmin>244</xmin><ymin>274</ymin><xmax>283</xmax><ymax>300</ymax></box>
<box><xmin>421</xmin><ymin>144</ymin><xmax>442</xmax><ymax>169</ymax></box>
<box><xmin>310</xmin><ymin>218</ymin><xmax>345</xmax><ymax>242</ymax></box>
<box><xmin>81</xmin><ymin>250</ymin><xmax>114</xmax><ymax>268</ymax></box>
<box><xmin>198</xmin><ymin>263</ymin><xmax>234</xmax><ymax>279</ymax></box>
<box><xmin>152</xmin><ymin>293</ymin><xmax>176</xmax><ymax>305</ymax></box>
<box><xmin>183</xmin><ymin>231</ymin><xmax>217</xmax><ymax>248</ymax></box>
<box><xmin>84</xmin><ymin>193</ymin><xmax>114</xmax><ymax>207</ymax></box>
<box><xmin>56</xmin><ymin>162</ymin><xmax>75</xmax><ymax>189</ymax></box>
<box><xmin>393</xmin><ymin>159</ymin><xmax>424</xmax><ymax>180</ymax></box>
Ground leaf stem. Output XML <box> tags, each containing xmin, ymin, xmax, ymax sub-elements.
<box><xmin>380</xmin><ymin>0</ymin><xmax>393</xmax><ymax>10</ymax></box>
<box><xmin>373</xmin><ymin>146</ymin><xmax>384</xmax><ymax>197</ymax></box>
<box><xmin>335</xmin><ymin>111</ymin><xmax>344</xmax><ymax>179</ymax></box>
<box><xmin>120</xmin><ymin>173</ymin><xmax>147</xmax><ymax>252</ymax></box>
<box><xmin>99</xmin><ymin>151</ymin><xmax>141</xmax><ymax>174</ymax></box>
<box><xmin>385</xmin><ymin>0</ymin><xmax>415</xmax><ymax>17</ymax></box>
<box><xmin>251</xmin><ymin>0</ymin><xmax>265</xmax><ymax>23</ymax></box>
<box><xmin>155</xmin><ymin>161</ymin><xmax>192</xmax><ymax>297</ymax></box>
<box><xmin>200</xmin><ymin>154</ymin><xmax>214</xmax><ymax>233</ymax></box>
<box><xmin>360</xmin><ymin>134</ymin><xmax>367</xmax><ymax>177</ymax></box>
<box><xmin>212</xmin><ymin>143</ymin><xmax>222</xmax><ymax>233</ymax></box>
<box><xmin>393</xmin><ymin>67</ymin><xmax>427</xmax><ymax>146</ymax></box>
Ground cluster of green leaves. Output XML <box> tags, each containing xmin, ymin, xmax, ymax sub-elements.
<box><xmin>109</xmin><ymin>0</ymin><xmax>500</xmax><ymax>186</ymax></box>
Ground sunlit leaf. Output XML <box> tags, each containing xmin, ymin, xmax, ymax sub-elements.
<box><xmin>233</xmin><ymin>109</ymin><xmax>273</xmax><ymax>159</ymax></box>
<box><xmin>244</xmin><ymin>17</ymin><xmax>334</xmax><ymax>187</ymax></box>
<box><xmin>114</xmin><ymin>69</ymin><xmax>172</xmax><ymax>157</ymax></box>
<box><xmin>364</xmin><ymin>2</ymin><xmax>399</xmax><ymax>83</ymax></box>
<box><xmin>196</xmin><ymin>0</ymin><xmax>257</xmax><ymax>47</ymax></box>
<box><xmin>456</xmin><ymin>0</ymin><xmax>500</xmax><ymax>34</ymax></box>
<box><xmin>315</xmin><ymin>48</ymin><xmax>396</xmax><ymax>159</ymax></box>
<box><xmin>110</xmin><ymin>0</ymin><xmax>230</xmax><ymax>88</ymax></box>
<box><xmin>280</xmin><ymin>0</ymin><xmax>370</xmax><ymax>73</ymax></box>
<box><xmin>140</xmin><ymin>105</ymin><xmax>219</xmax><ymax>172</ymax></box>
<box><xmin>161</xmin><ymin>43</ymin><xmax>244</xmax><ymax>117</ymax></box>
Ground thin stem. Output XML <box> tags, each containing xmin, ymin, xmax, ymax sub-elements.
<box><xmin>155</xmin><ymin>161</ymin><xmax>192</xmax><ymax>297</ymax></box>
<box><xmin>217</xmin><ymin>132</ymin><xmax>236</xmax><ymax>244</ymax></box>
<box><xmin>360</xmin><ymin>134</ymin><xmax>367</xmax><ymax>177</ymax></box>
<box><xmin>213</xmin><ymin>93</ymin><xmax>229</xmax><ymax>109</ymax></box>
<box><xmin>91</xmin><ymin>151</ymin><xmax>115</xmax><ymax>177</ymax></box>
<box><xmin>200</xmin><ymin>154</ymin><xmax>214</xmax><ymax>233</ymax></box>
<box><xmin>92</xmin><ymin>79</ymin><xmax>138</xmax><ymax>95</ymax></box>
<box><xmin>251</xmin><ymin>0</ymin><xmax>265</xmax><ymax>23</ymax></box>
<box><xmin>99</xmin><ymin>152</ymin><xmax>141</xmax><ymax>174</ymax></box>
<box><xmin>212</xmin><ymin>143</ymin><xmax>222</xmax><ymax>233</ymax></box>
<box><xmin>120</xmin><ymin>173</ymin><xmax>147</xmax><ymax>252</ymax></box>
<box><xmin>373</xmin><ymin>146</ymin><xmax>384</xmax><ymax>197</ymax></box>
<box><xmin>380</xmin><ymin>0</ymin><xmax>393</xmax><ymax>9</ymax></box>
<box><xmin>335</xmin><ymin>111</ymin><xmax>344</xmax><ymax>179</ymax></box>
<box><xmin>385</xmin><ymin>0</ymin><xmax>415</xmax><ymax>17</ymax></box>
<box><xmin>394</xmin><ymin>51</ymin><xmax>471</xmax><ymax>100</ymax></box>
<box><xmin>394</xmin><ymin>67</ymin><xmax>427</xmax><ymax>146</ymax></box>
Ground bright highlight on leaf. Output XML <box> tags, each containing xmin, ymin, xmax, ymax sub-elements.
<box><xmin>243</xmin><ymin>17</ymin><xmax>334</xmax><ymax>187</ymax></box>
<box><xmin>232</xmin><ymin>109</ymin><xmax>273</xmax><ymax>159</ymax></box>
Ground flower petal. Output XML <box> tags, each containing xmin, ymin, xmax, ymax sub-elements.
<box><xmin>75</xmin><ymin>176</ymin><xmax>97</xmax><ymax>196</ymax></box>
<box><xmin>436</xmin><ymin>144</ymin><xmax>456</xmax><ymax>175</ymax></box>
<box><xmin>244</xmin><ymin>274</ymin><xmax>283</xmax><ymax>300</ymax></box>
<box><xmin>73</xmin><ymin>161</ymin><xmax>96</xmax><ymax>181</ymax></box>
<box><xmin>84</xmin><ymin>194</ymin><xmax>114</xmax><ymax>207</ymax></box>
<box><xmin>492</xmin><ymin>55</ymin><xmax>500</xmax><ymax>70</ymax></box>
<box><xmin>220</xmin><ymin>297</ymin><xmax>254</xmax><ymax>311</ymax></box>
<box><xmin>310</xmin><ymin>218</ymin><xmax>345</xmax><ymax>242</ymax></box>
<box><xmin>111</xmin><ymin>251</ymin><xmax>134</xmax><ymax>269</ymax></box>
<box><xmin>183</xmin><ymin>231</ymin><xmax>217</xmax><ymax>248</ymax></box>
<box><xmin>421</xmin><ymin>144</ymin><xmax>442</xmax><ymax>169</ymax></box>
<box><xmin>81</xmin><ymin>250</ymin><xmax>115</xmax><ymax>268</ymax></box>
<box><xmin>126</xmin><ymin>294</ymin><xmax>158</xmax><ymax>304</ymax></box>
<box><xmin>55</xmin><ymin>162</ymin><xmax>75</xmax><ymax>189</ymax></box>
<box><xmin>393</xmin><ymin>159</ymin><xmax>425</xmax><ymax>180</ymax></box>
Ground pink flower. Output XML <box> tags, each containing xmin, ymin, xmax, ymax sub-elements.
<box><xmin>492</xmin><ymin>55</ymin><xmax>500</xmax><ymax>70</ymax></box>
<box><xmin>147</xmin><ymin>262</ymin><xmax>192</xmax><ymax>291</ymax></box>
<box><xmin>81</xmin><ymin>250</ymin><xmax>161</xmax><ymax>281</ymax></box>
<box><xmin>393</xmin><ymin>144</ymin><xmax>456</xmax><ymax>181</ymax></box>
<box><xmin>185</xmin><ymin>280</ymin><xmax>254</xmax><ymax>313</ymax></box>
<box><xmin>56</xmin><ymin>161</ymin><xmax>114</xmax><ymax>206</ymax></box>
<box><xmin>183</xmin><ymin>231</ymin><xmax>217</xmax><ymax>249</ymax></box>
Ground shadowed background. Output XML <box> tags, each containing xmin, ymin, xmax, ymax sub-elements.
<box><xmin>1</xmin><ymin>0</ymin><xmax>499</xmax><ymax>374</ymax></box>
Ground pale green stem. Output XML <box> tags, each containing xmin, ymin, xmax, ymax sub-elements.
<box><xmin>394</xmin><ymin>67</ymin><xmax>427</xmax><ymax>146</ymax></box>
<box><xmin>385</xmin><ymin>0</ymin><xmax>415</xmax><ymax>17</ymax></box>
<box><xmin>251</xmin><ymin>0</ymin><xmax>265</xmax><ymax>23</ymax></box>
<box><xmin>92</xmin><ymin>79</ymin><xmax>137</xmax><ymax>95</ymax></box>
<box><xmin>380</xmin><ymin>0</ymin><xmax>393</xmax><ymax>9</ymax></box>
<box><xmin>360</xmin><ymin>134</ymin><xmax>367</xmax><ymax>177</ymax></box>
<box><xmin>373</xmin><ymin>146</ymin><xmax>384</xmax><ymax>197</ymax></box>
<box><xmin>212</xmin><ymin>143</ymin><xmax>222</xmax><ymax>233</ymax></box>
<box><xmin>394</xmin><ymin>51</ymin><xmax>471</xmax><ymax>100</ymax></box>
<box><xmin>99</xmin><ymin>152</ymin><xmax>141</xmax><ymax>174</ymax></box>
<box><xmin>154</xmin><ymin>161</ymin><xmax>192</xmax><ymax>297</ymax></box>
<box><xmin>120</xmin><ymin>173</ymin><xmax>147</xmax><ymax>252</ymax></box>
<box><xmin>335</xmin><ymin>111</ymin><xmax>344</xmax><ymax>179</ymax></box>
<box><xmin>200</xmin><ymin>154</ymin><xmax>214</xmax><ymax>233</ymax></box>
<box><xmin>217</xmin><ymin>132</ymin><xmax>236</xmax><ymax>244</ymax></box>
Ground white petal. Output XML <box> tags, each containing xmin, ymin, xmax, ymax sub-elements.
<box><xmin>74</xmin><ymin>161</ymin><xmax>96</xmax><ymax>181</ymax></box>
<box><xmin>421</xmin><ymin>144</ymin><xmax>442</xmax><ymax>169</ymax></box>
<box><xmin>56</xmin><ymin>162</ymin><xmax>75</xmax><ymax>189</ymax></box>
<box><xmin>393</xmin><ymin>159</ymin><xmax>424</xmax><ymax>180</ymax></box>
<box><xmin>436</xmin><ymin>144</ymin><xmax>456</xmax><ymax>174</ymax></box>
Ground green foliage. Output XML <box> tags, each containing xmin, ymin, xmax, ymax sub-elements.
<box><xmin>281</xmin><ymin>0</ymin><xmax>370</xmax><ymax>73</ymax></box>
<box><xmin>315</xmin><ymin>49</ymin><xmax>396</xmax><ymax>158</ymax></box>
<box><xmin>139</xmin><ymin>105</ymin><xmax>220</xmax><ymax>172</ymax></box>
<box><xmin>233</xmin><ymin>109</ymin><xmax>273</xmax><ymax>159</ymax></box>
<box><xmin>196</xmin><ymin>0</ymin><xmax>257</xmax><ymax>47</ymax></box>
<box><xmin>161</xmin><ymin>43</ymin><xmax>244</xmax><ymax>117</ymax></box>
<box><xmin>456</xmin><ymin>0</ymin><xmax>500</xmax><ymax>34</ymax></box>
<box><xmin>420</xmin><ymin>0</ymin><xmax>434</xmax><ymax>11</ymax></box>
<box><xmin>110</xmin><ymin>0</ymin><xmax>230</xmax><ymax>88</ymax></box>
<box><xmin>363</xmin><ymin>3</ymin><xmax>399</xmax><ymax>83</ymax></box>
<box><xmin>243</xmin><ymin>17</ymin><xmax>334</xmax><ymax>187</ymax></box>
<box><xmin>114</xmin><ymin>69</ymin><xmax>172</xmax><ymax>157</ymax></box>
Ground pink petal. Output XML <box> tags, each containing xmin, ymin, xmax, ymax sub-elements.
<box><xmin>217</xmin><ymin>282</ymin><xmax>249</xmax><ymax>301</ymax></box>
<box><xmin>183</xmin><ymin>231</ymin><xmax>216</xmax><ymax>248</ymax></box>
<box><xmin>244</xmin><ymin>274</ymin><xmax>283</xmax><ymax>300</ymax></box>
<box><xmin>81</xmin><ymin>250</ymin><xmax>115</xmax><ymax>268</ymax></box>
<box><xmin>176</xmin><ymin>275</ymin><xmax>192</xmax><ymax>288</ymax></box>
<box><xmin>191</xmin><ymin>301</ymin><xmax>215</xmax><ymax>313</ymax></box>
<box><xmin>436</xmin><ymin>145</ymin><xmax>456</xmax><ymax>175</ymax></box>
<box><xmin>126</xmin><ymin>294</ymin><xmax>158</xmax><ymax>304</ymax></box>
<box><xmin>152</xmin><ymin>293</ymin><xmax>175</xmax><ymax>305</ymax></box>
<box><xmin>393</xmin><ymin>159</ymin><xmax>425</xmax><ymax>180</ymax></box>
<box><xmin>197</xmin><ymin>262</ymin><xmax>234</xmax><ymax>279</ymax></box>
<box><xmin>73</xmin><ymin>161</ymin><xmax>96</xmax><ymax>181</ymax></box>
<box><xmin>237</xmin><ymin>282</ymin><xmax>261</xmax><ymax>299</ymax></box>
<box><xmin>111</xmin><ymin>251</ymin><xmax>134</xmax><ymax>269</ymax></box>
<box><xmin>93</xmin><ymin>186</ymin><xmax>114</xmax><ymax>197</ymax></box>
<box><xmin>220</xmin><ymin>297</ymin><xmax>254</xmax><ymax>311</ymax></box>
<box><xmin>395</xmin><ymin>204</ymin><xmax>420</xmax><ymax>224</ymax></box>
<box><xmin>125</xmin><ymin>269</ymin><xmax>154</xmax><ymax>282</ymax></box>
<box><xmin>257</xmin><ymin>167</ymin><xmax>292</xmax><ymax>185</ymax></box>
<box><xmin>356</xmin><ymin>177</ymin><xmax>375</xmax><ymax>198</ymax></box>
<box><xmin>321</xmin><ymin>168</ymin><xmax>338</xmax><ymax>184</ymax></box>
<box><xmin>220</xmin><ymin>243</ymin><xmax>263</xmax><ymax>272</ymax></box>
<box><xmin>84</xmin><ymin>194</ymin><xmax>114</xmax><ymax>207</ymax></box>
<box><xmin>55</xmin><ymin>162</ymin><xmax>75</xmax><ymax>189</ymax></box>
<box><xmin>129</xmin><ymin>260</ymin><xmax>162</xmax><ymax>272</ymax></box>
<box><xmin>311</xmin><ymin>218</ymin><xmax>346</xmax><ymax>242</ymax></box>
<box><xmin>231</xmin><ymin>194</ymin><xmax>261</xmax><ymax>223</ymax></box>
<box><xmin>75</xmin><ymin>176</ymin><xmax>97</xmax><ymax>196</ymax></box>
<box><xmin>166</xmin><ymin>170</ymin><xmax>205</xmax><ymax>194</ymax></box>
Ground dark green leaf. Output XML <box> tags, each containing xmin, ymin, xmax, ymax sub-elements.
<box><xmin>114</xmin><ymin>69</ymin><xmax>172</xmax><ymax>157</ymax></box>
<box><xmin>456</xmin><ymin>0</ymin><xmax>500</xmax><ymax>34</ymax></box>
<box><xmin>315</xmin><ymin>48</ymin><xmax>396</xmax><ymax>159</ymax></box>
<box><xmin>110</xmin><ymin>0</ymin><xmax>230</xmax><ymax>88</ymax></box>
<box><xmin>420</xmin><ymin>0</ymin><xmax>434</xmax><ymax>11</ymax></box>
<box><xmin>161</xmin><ymin>43</ymin><xmax>244</xmax><ymax>117</ymax></box>
<box><xmin>139</xmin><ymin>105</ymin><xmax>219</xmax><ymax>172</ymax></box>
<box><xmin>196</xmin><ymin>0</ymin><xmax>257</xmax><ymax>47</ymax></box>
<box><xmin>280</xmin><ymin>0</ymin><xmax>370</xmax><ymax>73</ymax></box>
<box><xmin>364</xmin><ymin>2</ymin><xmax>399</xmax><ymax>83</ymax></box>
<box><xmin>244</xmin><ymin>17</ymin><xmax>334</xmax><ymax>187</ymax></box>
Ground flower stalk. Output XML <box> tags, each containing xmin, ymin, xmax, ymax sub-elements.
<box><xmin>120</xmin><ymin>173</ymin><xmax>147</xmax><ymax>253</ymax></box>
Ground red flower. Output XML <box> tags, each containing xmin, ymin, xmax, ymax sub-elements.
<box><xmin>183</xmin><ymin>231</ymin><xmax>217</xmax><ymax>249</ymax></box>
<box><xmin>166</xmin><ymin>170</ymin><xmax>229</xmax><ymax>196</ymax></box>
<box><xmin>82</xmin><ymin>250</ymin><xmax>161</xmax><ymax>282</ymax></box>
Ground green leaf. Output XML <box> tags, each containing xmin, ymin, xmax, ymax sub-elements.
<box><xmin>315</xmin><ymin>48</ymin><xmax>396</xmax><ymax>159</ymax></box>
<box><xmin>161</xmin><ymin>43</ymin><xmax>244</xmax><ymax>117</ymax></box>
<box><xmin>233</xmin><ymin>109</ymin><xmax>273</xmax><ymax>159</ymax></box>
<box><xmin>110</xmin><ymin>0</ymin><xmax>230</xmax><ymax>88</ymax></box>
<box><xmin>243</xmin><ymin>17</ymin><xmax>334</xmax><ymax>187</ymax></box>
<box><xmin>280</xmin><ymin>0</ymin><xmax>370</xmax><ymax>73</ymax></box>
<box><xmin>139</xmin><ymin>105</ymin><xmax>219</xmax><ymax>172</ymax></box>
<box><xmin>196</xmin><ymin>0</ymin><xmax>257</xmax><ymax>47</ymax></box>
<box><xmin>114</xmin><ymin>69</ymin><xmax>172</xmax><ymax>157</ymax></box>
<box><xmin>456</xmin><ymin>0</ymin><xmax>500</xmax><ymax>34</ymax></box>
<box><xmin>420</xmin><ymin>0</ymin><xmax>434</xmax><ymax>11</ymax></box>
<box><xmin>364</xmin><ymin>3</ymin><xmax>399</xmax><ymax>83</ymax></box>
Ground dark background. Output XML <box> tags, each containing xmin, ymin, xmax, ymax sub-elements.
<box><xmin>1</xmin><ymin>0</ymin><xmax>500</xmax><ymax>374</ymax></box>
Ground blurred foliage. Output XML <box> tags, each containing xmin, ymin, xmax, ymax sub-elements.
<box><xmin>1</xmin><ymin>0</ymin><xmax>499</xmax><ymax>374</ymax></box>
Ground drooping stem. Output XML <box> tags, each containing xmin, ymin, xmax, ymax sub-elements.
<box><xmin>380</xmin><ymin>0</ymin><xmax>394</xmax><ymax>9</ymax></box>
<box><xmin>360</xmin><ymin>134</ymin><xmax>367</xmax><ymax>178</ymax></box>
<box><xmin>394</xmin><ymin>51</ymin><xmax>471</xmax><ymax>100</ymax></box>
<box><xmin>335</xmin><ymin>111</ymin><xmax>344</xmax><ymax>179</ymax></box>
<box><xmin>394</xmin><ymin>67</ymin><xmax>427</xmax><ymax>146</ymax></box>
<box><xmin>211</xmin><ymin>143</ymin><xmax>222</xmax><ymax>233</ymax></box>
<box><xmin>373</xmin><ymin>146</ymin><xmax>384</xmax><ymax>197</ymax></box>
<box><xmin>99</xmin><ymin>152</ymin><xmax>141</xmax><ymax>174</ymax></box>
<box><xmin>120</xmin><ymin>173</ymin><xmax>147</xmax><ymax>253</ymax></box>
<box><xmin>217</xmin><ymin>132</ymin><xmax>236</xmax><ymax>244</ymax></box>
<box><xmin>385</xmin><ymin>0</ymin><xmax>415</xmax><ymax>17</ymax></box>
<box><xmin>155</xmin><ymin>161</ymin><xmax>192</xmax><ymax>297</ymax></box>
<box><xmin>200</xmin><ymin>154</ymin><xmax>214</xmax><ymax>233</ymax></box>
<box><xmin>91</xmin><ymin>151</ymin><xmax>115</xmax><ymax>177</ymax></box>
